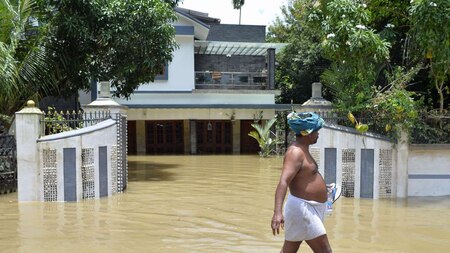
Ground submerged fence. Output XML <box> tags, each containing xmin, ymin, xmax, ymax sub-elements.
<box><xmin>16</xmin><ymin>102</ymin><xmax>127</xmax><ymax>202</ymax></box>
<box><xmin>42</xmin><ymin>109</ymin><xmax>112</xmax><ymax>135</ymax></box>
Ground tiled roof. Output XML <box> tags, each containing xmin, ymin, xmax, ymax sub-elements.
<box><xmin>175</xmin><ymin>7</ymin><xmax>221</xmax><ymax>25</ymax></box>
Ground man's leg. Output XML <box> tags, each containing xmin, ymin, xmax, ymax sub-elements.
<box><xmin>305</xmin><ymin>234</ymin><xmax>332</xmax><ymax>253</ymax></box>
<box><xmin>280</xmin><ymin>240</ymin><xmax>302</xmax><ymax>253</ymax></box>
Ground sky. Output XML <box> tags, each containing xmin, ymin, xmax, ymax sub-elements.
<box><xmin>178</xmin><ymin>0</ymin><xmax>287</xmax><ymax>26</ymax></box>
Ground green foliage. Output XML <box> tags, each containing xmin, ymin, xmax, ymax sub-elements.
<box><xmin>44</xmin><ymin>106</ymin><xmax>82</xmax><ymax>134</ymax></box>
<box><xmin>409</xmin><ymin>0</ymin><xmax>450</xmax><ymax>113</ymax></box>
<box><xmin>320</xmin><ymin>0</ymin><xmax>391</xmax><ymax>112</ymax></box>
<box><xmin>411</xmin><ymin>110</ymin><xmax>450</xmax><ymax>144</ymax></box>
<box><xmin>367</xmin><ymin>66</ymin><xmax>421</xmax><ymax>138</ymax></box>
<box><xmin>232</xmin><ymin>0</ymin><xmax>244</xmax><ymax>9</ymax></box>
<box><xmin>35</xmin><ymin>0</ymin><xmax>179</xmax><ymax>98</ymax></box>
<box><xmin>0</xmin><ymin>0</ymin><xmax>59</xmax><ymax>124</ymax></box>
<box><xmin>0</xmin><ymin>114</ymin><xmax>12</xmax><ymax>134</ymax></box>
<box><xmin>267</xmin><ymin>0</ymin><xmax>328</xmax><ymax>104</ymax></box>
<box><xmin>269</xmin><ymin>0</ymin><xmax>448</xmax><ymax>143</ymax></box>
<box><xmin>248</xmin><ymin>118</ymin><xmax>280</xmax><ymax>157</ymax></box>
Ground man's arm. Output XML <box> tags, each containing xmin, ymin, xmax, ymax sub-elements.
<box><xmin>271</xmin><ymin>148</ymin><xmax>303</xmax><ymax>235</ymax></box>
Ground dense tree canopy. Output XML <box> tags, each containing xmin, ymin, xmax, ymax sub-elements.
<box><xmin>35</xmin><ymin>0</ymin><xmax>179</xmax><ymax>98</ymax></box>
<box><xmin>409</xmin><ymin>0</ymin><xmax>449</xmax><ymax>113</ymax></box>
<box><xmin>320</xmin><ymin>0</ymin><xmax>391</xmax><ymax>112</ymax></box>
<box><xmin>269</xmin><ymin>0</ymin><xmax>449</xmax><ymax>142</ymax></box>
<box><xmin>1</xmin><ymin>0</ymin><xmax>180</xmax><ymax>127</ymax></box>
<box><xmin>267</xmin><ymin>0</ymin><xmax>327</xmax><ymax>104</ymax></box>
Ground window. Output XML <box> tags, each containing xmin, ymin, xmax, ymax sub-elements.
<box><xmin>155</xmin><ymin>63</ymin><xmax>168</xmax><ymax>80</ymax></box>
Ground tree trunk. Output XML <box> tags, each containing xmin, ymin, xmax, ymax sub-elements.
<box><xmin>239</xmin><ymin>8</ymin><xmax>241</xmax><ymax>24</ymax></box>
<box><xmin>436</xmin><ymin>79</ymin><xmax>444</xmax><ymax>129</ymax></box>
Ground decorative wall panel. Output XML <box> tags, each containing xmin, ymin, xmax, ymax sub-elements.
<box><xmin>42</xmin><ymin>149</ymin><xmax>57</xmax><ymax>201</ymax></box>
<box><xmin>379</xmin><ymin>149</ymin><xmax>393</xmax><ymax>198</ymax></box>
<box><xmin>81</xmin><ymin>148</ymin><xmax>95</xmax><ymax>199</ymax></box>
<box><xmin>342</xmin><ymin>149</ymin><xmax>356</xmax><ymax>197</ymax></box>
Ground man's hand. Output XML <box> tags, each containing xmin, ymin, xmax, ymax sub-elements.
<box><xmin>271</xmin><ymin>212</ymin><xmax>284</xmax><ymax>235</ymax></box>
<box><xmin>326</xmin><ymin>183</ymin><xmax>335</xmax><ymax>193</ymax></box>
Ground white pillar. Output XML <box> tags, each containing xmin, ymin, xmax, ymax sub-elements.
<box><xmin>81</xmin><ymin>81</ymin><xmax>128</xmax><ymax>192</ymax></box>
<box><xmin>311</xmin><ymin>82</ymin><xmax>323</xmax><ymax>98</ymax></box>
<box><xmin>82</xmin><ymin>81</ymin><xmax>128</xmax><ymax>119</ymax></box>
<box><xmin>15</xmin><ymin>100</ymin><xmax>43</xmax><ymax>202</ymax></box>
<box><xmin>396</xmin><ymin>130</ymin><xmax>409</xmax><ymax>198</ymax></box>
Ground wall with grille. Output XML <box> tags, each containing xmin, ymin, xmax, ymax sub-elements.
<box><xmin>37</xmin><ymin>119</ymin><xmax>126</xmax><ymax>201</ymax></box>
<box><xmin>310</xmin><ymin>124</ymin><xmax>396</xmax><ymax>199</ymax></box>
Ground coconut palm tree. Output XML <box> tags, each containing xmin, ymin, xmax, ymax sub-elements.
<box><xmin>232</xmin><ymin>0</ymin><xmax>245</xmax><ymax>24</ymax></box>
<box><xmin>0</xmin><ymin>0</ymin><xmax>57</xmax><ymax>132</ymax></box>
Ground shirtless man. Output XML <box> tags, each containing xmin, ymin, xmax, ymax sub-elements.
<box><xmin>271</xmin><ymin>112</ymin><xmax>332</xmax><ymax>253</ymax></box>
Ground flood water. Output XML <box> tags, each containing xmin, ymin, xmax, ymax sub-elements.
<box><xmin>1</xmin><ymin>155</ymin><xmax>450</xmax><ymax>253</ymax></box>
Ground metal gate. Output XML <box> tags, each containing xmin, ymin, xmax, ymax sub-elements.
<box><xmin>0</xmin><ymin>135</ymin><xmax>17</xmax><ymax>194</ymax></box>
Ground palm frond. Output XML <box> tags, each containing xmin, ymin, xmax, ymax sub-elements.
<box><xmin>1</xmin><ymin>0</ymin><xmax>59</xmax><ymax>118</ymax></box>
<box><xmin>0</xmin><ymin>42</ymin><xmax>19</xmax><ymax>94</ymax></box>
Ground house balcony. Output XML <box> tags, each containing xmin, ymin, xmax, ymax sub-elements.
<box><xmin>195</xmin><ymin>71</ymin><xmax>268</xmax><ymax>90</ymax></box>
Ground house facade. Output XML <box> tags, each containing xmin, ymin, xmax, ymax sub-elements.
<box><xmin>80</xmin><ymin>7</ymin><xmax>287</xmax><ymax>155</ymax></box>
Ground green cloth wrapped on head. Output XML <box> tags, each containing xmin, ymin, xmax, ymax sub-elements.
<box><xmin>287</xmin><ymin>112</ymin><xmax>324</xmax><ymax>136</ymax></box>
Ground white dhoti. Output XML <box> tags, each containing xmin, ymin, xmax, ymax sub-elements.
<box><xmin>284</xmin><ymin>193</ymin><xmax>327</xmax><ymax>241</ymax></box>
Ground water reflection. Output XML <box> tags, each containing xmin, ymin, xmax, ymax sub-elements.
<box><xmin>1</xmin><ymin>155</ymin><xmax>449</xmax><ymax>253</ymax></box>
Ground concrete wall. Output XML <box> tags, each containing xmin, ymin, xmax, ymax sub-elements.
<box><xmin>115</xmin><ymin>92</ymin><xmax>276</xmax><ymax>106</ymax></box>
<box><xmin>37</xmin><ymin>119</ymin><xmax>119</xmax><ymax>202</ymax></box>
<box><xmin>408</xmin><ymin>144</ymin><xmax>450</xmax><ymax>196</ymax></box>
<box><xmin>299</xmin><ymin>124</ymin><xmax>450</xmax><ymax>198</ymax></box>
<box><xmin>310</xmin><ymin>125</ymin><xmax>396</xmax><ymax>199</ymax></box>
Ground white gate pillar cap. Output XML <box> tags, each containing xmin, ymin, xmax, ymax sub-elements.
<box><xmin>16</xmin><ymin>100</ymin><xmax>43</xmax><ymax>114</ymax></box>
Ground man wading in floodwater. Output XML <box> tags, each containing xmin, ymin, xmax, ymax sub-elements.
<box><xmin>271</xmin><ymin>112</ymin><xmax>332</xmax><ymax>253</ymax></box>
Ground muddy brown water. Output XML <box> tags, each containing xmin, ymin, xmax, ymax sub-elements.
<box><xmin>1</xmin><ymin>155</ymin><xmax>449</xmax><ymax>253</ymax></box>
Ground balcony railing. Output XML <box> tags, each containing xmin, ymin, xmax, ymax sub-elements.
<box><xmin>195</xmin><ymin>71</ymin><xmax>268</xmax><ymax>90</ymax></box>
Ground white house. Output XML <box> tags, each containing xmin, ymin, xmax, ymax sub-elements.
<box><xmin>80</xmin><ymin>7</ymin><xmax>287</xmax><ymax>155</ymax></box>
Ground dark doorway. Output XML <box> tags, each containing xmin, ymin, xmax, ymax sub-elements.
<box><xmin>127</xmin><ymin>121</ymin><xmax>137</xmax><ymax>155</ymax></box>
<box><xmin>145</xmin><ymin>121</ymin><xmax>184</xmax><ymax>154</ymax></box>
<box><xmin>240</xmin><ymin>120</ymin><xmax>260</xmax><ymax>154</ymax></box>
<box><xmin>196</xmin><ymin>121</ymin><xmax>232</xmax><ymax>154</ymax></box>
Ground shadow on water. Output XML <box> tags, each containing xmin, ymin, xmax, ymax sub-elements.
<box><xmin>128</xmin><ymin>160</ymin><xmax>180</xmax><ymax>182</ymax></box>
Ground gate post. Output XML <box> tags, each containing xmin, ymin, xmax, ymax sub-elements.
<box><xmin>396</xmin><ymin>130</ymin><xmax>409</xmax><ymax>198</ymax></box>
<box><xmin>82</xmin><ymin>81</ymin><xmax>128</xmax><ymax>192</ymax></box>
<box><xmin>15</xmin><ymin>100</ymin><xmax>43</xmax><ymax>201</ymax></box>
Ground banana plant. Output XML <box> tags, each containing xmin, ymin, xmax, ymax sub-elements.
<box><xmin>248</xmin><ymin>117</ymin><xmax>281</xmax><ymax>157</ymax></box>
